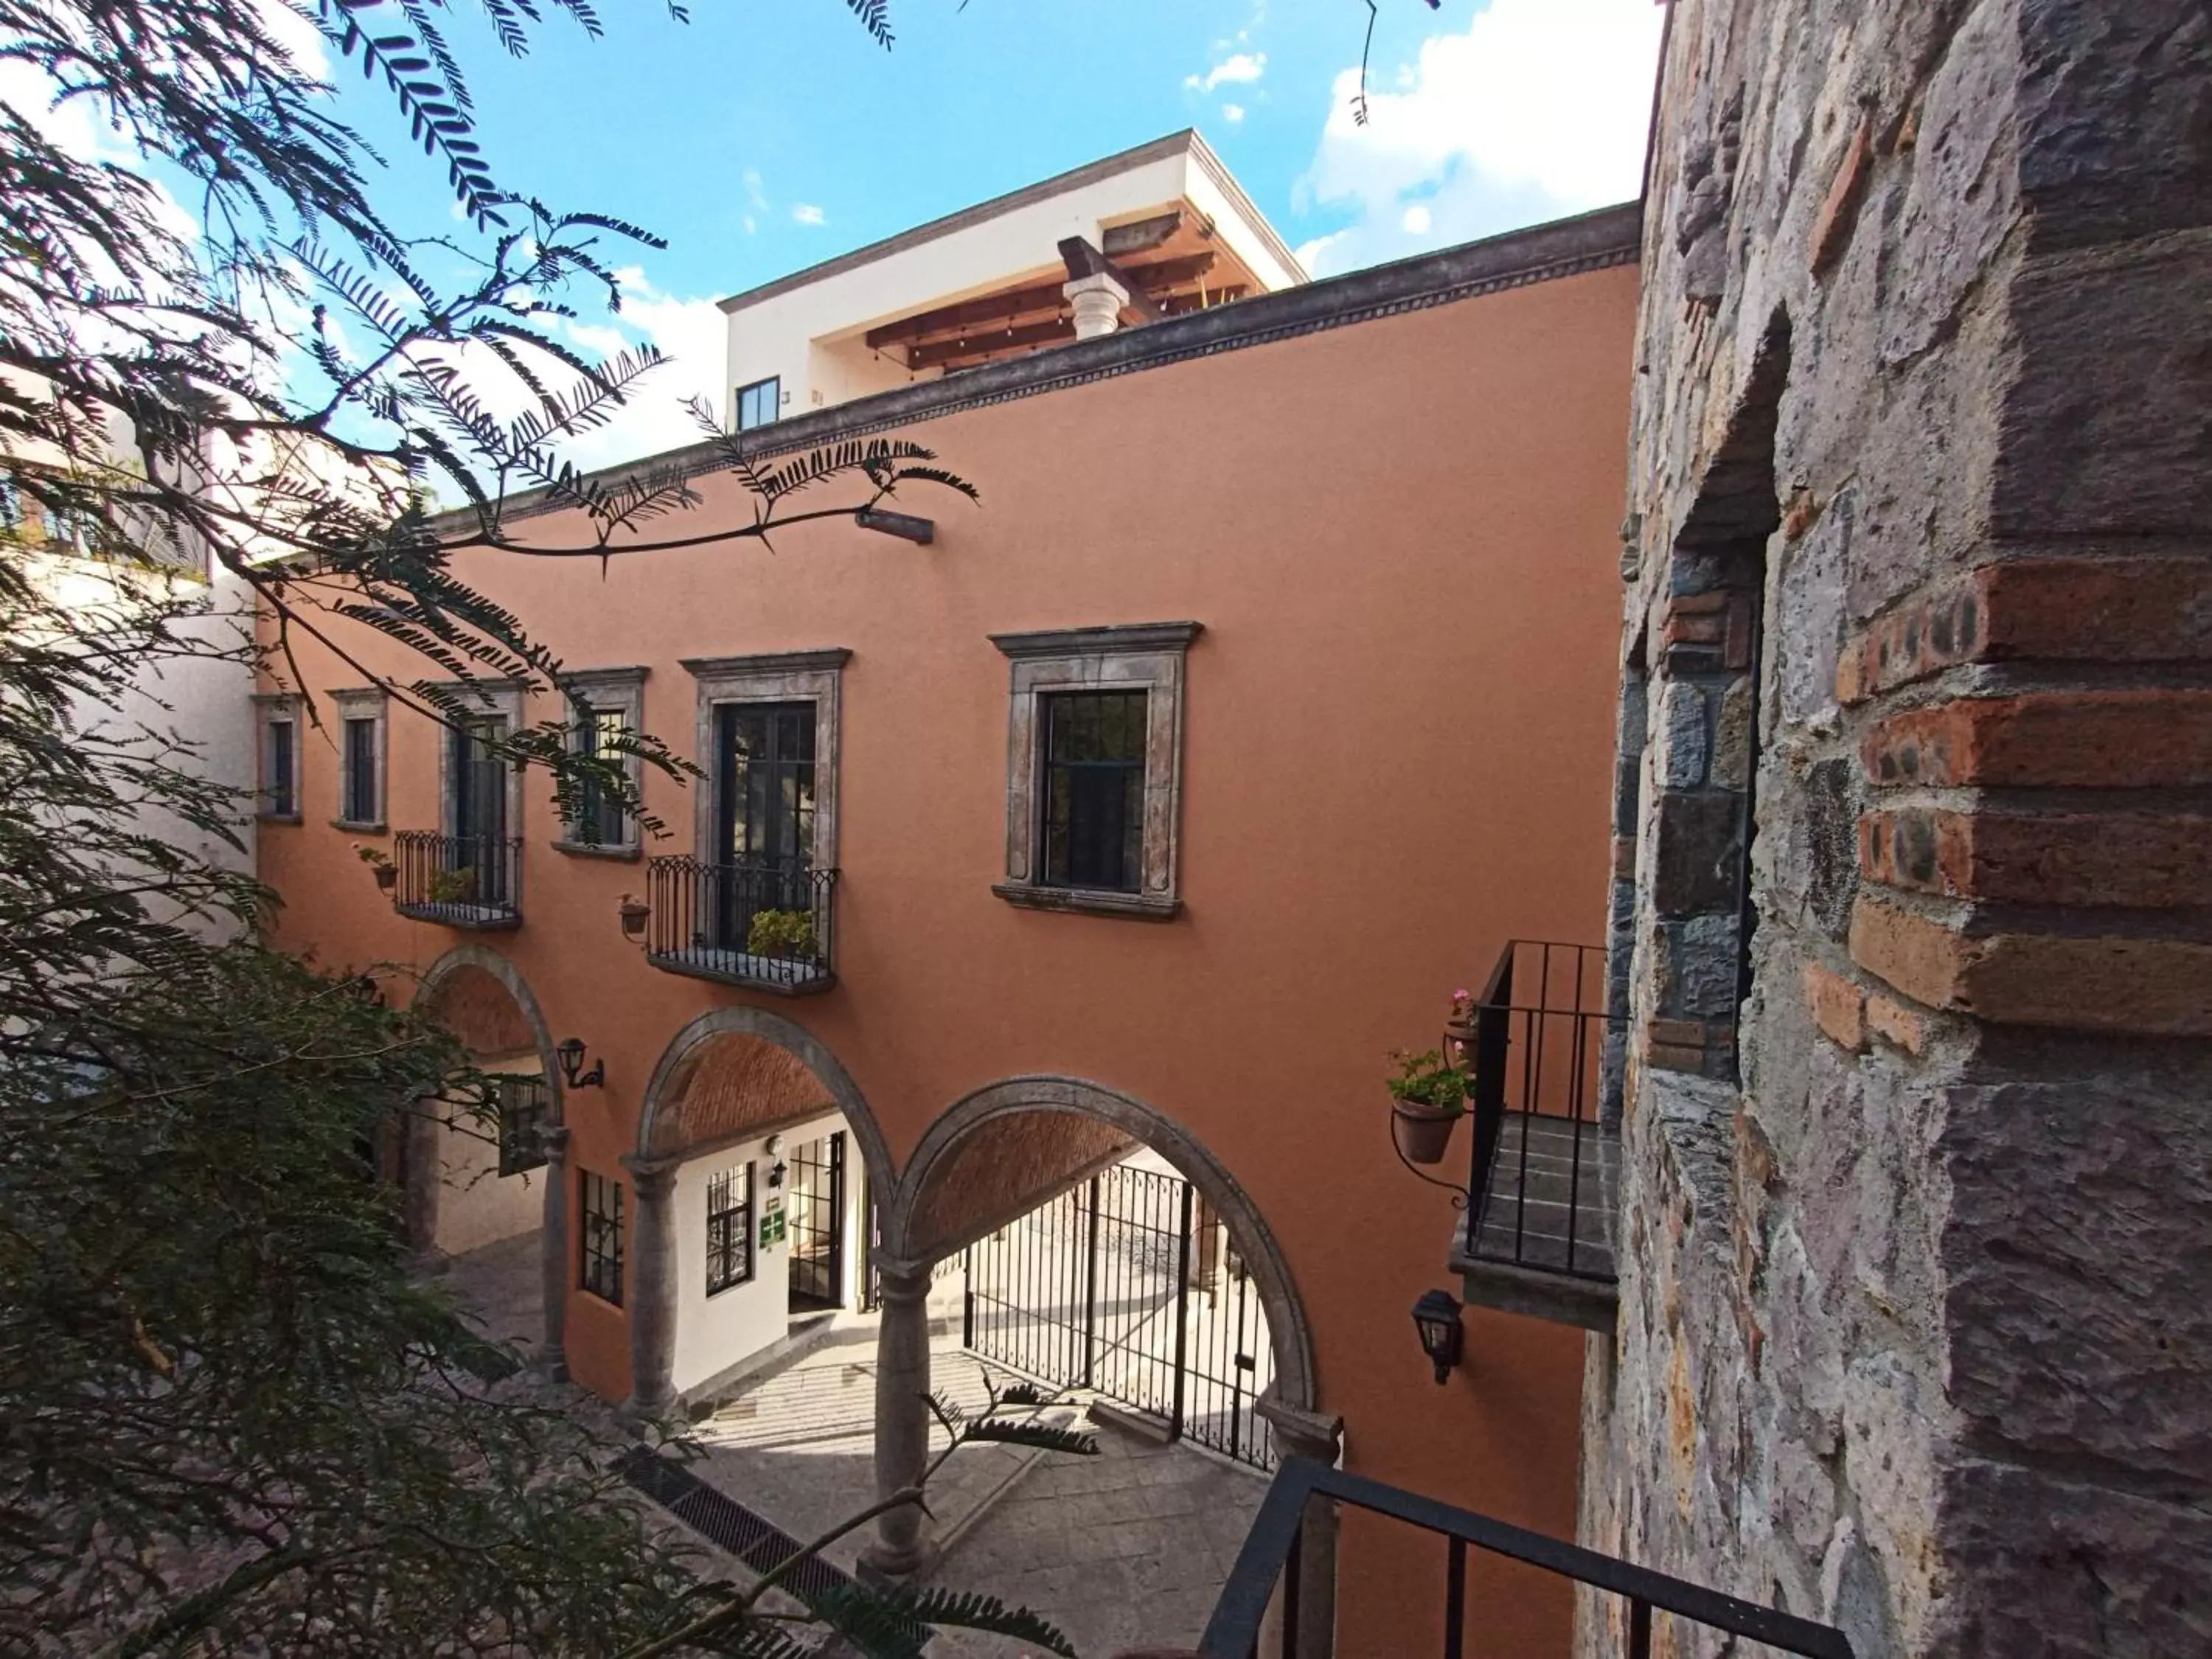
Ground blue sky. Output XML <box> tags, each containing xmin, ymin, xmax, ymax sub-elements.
<box><xmin>15</xmin><ymin>0</ymin><xmax>1662</xmax><ymax>470</ymax></box>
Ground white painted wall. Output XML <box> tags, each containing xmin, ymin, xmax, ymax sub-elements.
<box><xmin>42</xmin><ymin>552</ymin><xmax>257</xmax><ymax>933</ymax></box>
<box><xmin>671</xmin><ymin>1109</ymin><xmax>860</xmax><ymax>1396</ymax></box>
<box><xmin>433</xmin><ymin>1053</ymin><xmax>549</xmax><ymax>1257</ymax></box>
<box><xmin>723</xmin><ymin>138</ymin><xmax>1303</xmax><ymax>423</ymax></box>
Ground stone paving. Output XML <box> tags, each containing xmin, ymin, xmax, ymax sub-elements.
<box><xmin>688</xmin><ymin>1330</ymin><xmax>1267</xmax><ymax>1657</ymax></box>
<box><xmin>438</xmin><ymin>1231</ymin><xmax>1268</xmax><ymax>1657</ymax></box>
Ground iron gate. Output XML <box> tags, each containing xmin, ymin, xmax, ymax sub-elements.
<box><xmin>961</xmin><ymin>1163</ymin><xmax>1276</xmax><ymax>1469</ymax></box>
<box><xmin>786</xmin><ymin>1132</ymin><xmax>844</xmax><ymax>1310</ymax></box>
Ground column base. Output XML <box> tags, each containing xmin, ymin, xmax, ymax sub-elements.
<box><xmin>857</xmin><ymin>1537</ymin><xmax>939</xmax><ymax>1586</ymax></box>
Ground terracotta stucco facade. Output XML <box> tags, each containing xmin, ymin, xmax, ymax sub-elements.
<box><xmin>260</xmin><ymin>221</ymin><xmax>1638</xmax><ymax>1655</ymax></box>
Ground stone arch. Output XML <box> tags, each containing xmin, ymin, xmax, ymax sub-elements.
<box><xmin>887</xmin><ymin>1074</ymin><xmax>1319</xmax><ymax>1413</ymax></box>
<box><xmin>413</xmin><ymin>944</ymin><xmax>566</xmax><ymax>1121</ymax></box>
<box><xmin>635</xmin><ymin>1005</ymin><xmax>894</xmax><ymax>1202</ymax></box>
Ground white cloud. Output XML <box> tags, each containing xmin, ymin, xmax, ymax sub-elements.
<box><xmin>1186</xmin><ymin>51</ymin><xmax>1265</xmax><ymax>93</ymax></box>
<box><xmin>742</xmin><ymin>214</ymin><xmax>757</xmax><ymax>235</ymax></box>
<box><xmin>742</xmin><ymin>170</ymin><xmax>768</xmax><ymax>212</ymax></box>
<box><xmin>1221</xmin><ymin>102</ymin><xmax>1245</xmax><ymax>124</ymax></box>
<box><xmin>1298</xmin><ymin>0</ymin><xmax>1663</xmax><ymax>276</ymax></box>
<box><xmin>791</xmin><ymin>203</ymin><xmax>826</xmax><ymax>227</ymax></box>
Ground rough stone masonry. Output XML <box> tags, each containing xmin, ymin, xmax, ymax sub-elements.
<box><xmin>1582</xmin><ymin>3</ymin><xmax>2212</xmax><ymax>1656</ymax></box>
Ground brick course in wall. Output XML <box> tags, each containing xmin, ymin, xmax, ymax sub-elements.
<box><xmin>1585</xmin><ymin>2</ymin><xmax>2212</xmax><ymax>1655</ymax></box>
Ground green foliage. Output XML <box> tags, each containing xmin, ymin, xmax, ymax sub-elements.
<box><xmin>1387</xmin><ymin>1047</ymin><xmax>1470</xmax><ymax>1111</ymax></box>
<box><xmin>745</xmin><ymin>906</ymin><xmax>818</xmax><ymax>959</ymax></box>
<box><xmin>427</xmin><ymin>863</ymin><xmax>479</xmax><ymax>904</ymax></box>
<box><xmin>2</xmin><ymin>0</ymin><xmax>971</xmax><ymax>849</ymax></box>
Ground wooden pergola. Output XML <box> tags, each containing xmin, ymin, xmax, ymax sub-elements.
<box><xmin>855</xmin><ymin>205</ymin><xmax>1265</xmax><ymax>375</ymax></box>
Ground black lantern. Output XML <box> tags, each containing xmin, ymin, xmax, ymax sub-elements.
<box><xmin>1411</xmin><ymin>1289</ymin><xmax>1464</xmax><ymax>1385</ymax></box>
<box><xmin>766</xmin><ymin>1160</ymin><xmax>787</xmax><ymax>1189</ymax></box>
<box><xmin>555</xmin><ymin>1037</ymin><xmax>605</xmax><ymax>1090</ymax></box>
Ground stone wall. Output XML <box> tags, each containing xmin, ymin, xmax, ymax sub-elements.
<box><xmin>1587</xmin><ymin>3</ymin><xmax>2212</xmax><ymax>1655</ymax></box>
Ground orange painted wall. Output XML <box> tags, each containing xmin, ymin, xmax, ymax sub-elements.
<box><xmin>260</xmin><ymin>260</ymin><xmax>1636</xmax><ymax>1655</ymax></box>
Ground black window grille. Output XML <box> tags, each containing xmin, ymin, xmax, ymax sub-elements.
<box><xmin>495</xmin><ymin>1075</ymin><xmax>550</xmax><ymax>1177</ymax></box>
<box><xmin>580</xmin><ymin>1171</ymin><xmax>623</xmax><ymax>1304</ymax></box>
<box><xmin>1041</xmin><ymin>691</ymin><xmax>1146</xmax><ymax>892</ymax></box>
<box><xmin>265</xmin><ymin>717</ymin><xmax>296</xmax><ymax>817</ymax></box>
<box><xmin>735</xmin><ymin>375</ymin><xmax>780</xmax><ymax>432</ymax></box>
<box><xmin>705</xmin><ymin>1161</ymin><xmax>755</xmax><ymax>1297</ymax></box>
<box><xmin>573</xmin><ymin>705</ymin><xmax>630</xmax><ymax>846</ymax></box>
<box><xmin>451</xmin><ymin>717</ymin><xmax>508</xmax><ymax>844</ymax></box>
<box><xmin>343</xmin><ymin>716</ymin><xmax>378</xmax><ymax>824</ymax></box>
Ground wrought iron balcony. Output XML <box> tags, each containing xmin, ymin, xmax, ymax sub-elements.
<box><xmin>1203</xmin><ymin>1456</ymin><xmax>1854</xmax><ymax>1659</ymax></box>
<box><xmin>643</xmin><ymin>855</ymin><xmax>838</xmax><ymax>995</ymax></box>
<box><xmin>391</xmin><ymin>831</ymin><xmax>522</xmax><ymax>930</ymax></box>
<box><xmin>1448</xmin><ymin>940</ymin><xmax>1621</xmax><ymax>1331</ymax></box>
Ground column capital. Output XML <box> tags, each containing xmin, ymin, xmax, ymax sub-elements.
<box><xmin>619</xmin><ymin>1153</ymin><xmax>678</xmax><ymax>1195</ymax></box>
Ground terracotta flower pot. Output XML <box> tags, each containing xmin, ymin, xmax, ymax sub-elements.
<box><xmin>618</xmin><ymin>897</ymin><xmax>648</xmax><ymax>940</ymax></box>
<box><xmin>372</xmin><ymin>865</ymin><xmax>397</xmax><ymax>891</ymax></box>
<box><xmin>1391</xmin><ymin>1101</ymin><xmax>1463</xmax><ymax>1165</ymax></box>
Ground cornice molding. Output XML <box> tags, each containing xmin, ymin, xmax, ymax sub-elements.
<box><xmin>990</xmin><ymin>621</ymin><xmax>1203</xmax><ymax>660</ymax></box>
<box><xmin>481</xmin><ymin>203</ymin><xmax>1641</xmax><ymax>530</ymax></box>
<box><xmin>678</xmin><ymin>648</ymin><xmax>852</xmax><ymax>678</ymax></box>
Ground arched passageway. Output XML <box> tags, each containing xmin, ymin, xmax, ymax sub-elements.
<box><xmin>408</xmin><ymin>947</ymin><xmax>566</xmax><ymax>1368</ymax></box>
<box><xmin>871</xmin><ymin>1077</ymin><xmax>1340</xmax><ymax>1655</ymax></box>
<box><xmin>626</xmin><ymin>1008</ymin><xmax>893</xmax><ymax>1415</ymax></box>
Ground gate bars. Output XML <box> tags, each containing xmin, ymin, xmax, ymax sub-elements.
<box><xmin>960</xmin><ymin>1162</ymin><xmax>1277</xmax><ymax>1470</ymax></box>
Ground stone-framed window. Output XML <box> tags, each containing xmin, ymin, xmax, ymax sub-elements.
<box><xmin>989</xmin><ymin>622</ymin><xmax>1200</xmax><ymax>920</ymax></box>
<box><xmin>330</xmin><ymin>686</ymin><xmax>387</xmax><ymax>831</ymax></box>
<box><xmin>580</xmin><ymin>1169</ymin><xmax>623</xmax><ymax>1305</ymax></box>
<box><xmin>554</xmin><ymin>667</ymin><xmax>647</xmax><ymax>859</ymax></box>
<box><xmin>252</xmin><ymin>692</ymin><xmax>303</xmax><ymax>822</ymax></box>
<box><xmin>431</xmin><ymin>681</ymin><xmax>526</xmax><ymax>845</ymax></box>
<box><xmin>705</xmin><ymin>1160</ymin><xmax>755</xmax><ymax>1296</ymax></box>
<box><xmin>677</xmin><ymin>650</ymin><xmax>846</xmax><ymax>872</ymax></box>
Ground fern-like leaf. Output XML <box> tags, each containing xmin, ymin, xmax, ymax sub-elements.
<box><xmin>964</xmin><ymin>1419</ymin><xmax>1101</xmax><ymax>1457</ymax></box>
<box><xmin>891</xmin><ymin>1587</ymin><xmax>1078</xmax><ymax>1658</ymax></box>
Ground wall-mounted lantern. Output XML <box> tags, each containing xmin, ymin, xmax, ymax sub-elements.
<box><xmin>555</xmin><ymin>1037</ymin><xmax>605</xmax><ymax>1090</ymax></box>
<box><xmin>618</xmin><ymin>894</ymin><xmax>649</xmax><ymax>942</ymax></box>
<box><xmin>764</xmin><ymin>1131</ymin><xmax>787</xmax><ymax>1188</ymax></box>
<box><xmin>1411</xmin><ymin>1289</ymin><xmax>1464</xmax><ymax>1385</ymax></box>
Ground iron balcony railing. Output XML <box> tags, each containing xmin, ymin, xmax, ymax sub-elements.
<box><xmin>1453</xmin><ymin>940</ymin><xmax>1621</xmax><ymax>1282</ymax></box>
<box><xmin>644</xmin><ymin>855</ymin><xmax>837</xmax><ymax>995</ymax></box>
<box><xmin>392</xmin><ymin>831</ymin><xmax>523</xmax><ymax>929</ymax></box>
<box><xmin>1202</xmin><ymin>1458</ymin><xmax>1854</xmax><ymax>1659</ymax></box>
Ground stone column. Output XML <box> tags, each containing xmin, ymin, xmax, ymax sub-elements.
<box><xmin>1063</xmin><ymin>271</ymin><xmax>1129</xmax><ymax>341</ymax></box>
<box><xmin>1256</xmin><ymin>1392</ymin><xmax>1345</xmax><ymax>1659</ymax></box>
<box><xmin>403</xmin><ymin>1090</ymin><xmax>443</xmax><ymax>1269</ymax></box>
<box><xmin>861</xmin><ymin>1261</ymin><xmax>936</xmax><ymax>1579</ymax></box>
<box><xmin>622</xmin><ymin>1158</ymin><xmax>680</xmax><ymax>1418</ymax></box>
<box><xmin>538</xmin><ymin>1124</ymin><xmax>571</xmax><ymax>1381</ymax></box>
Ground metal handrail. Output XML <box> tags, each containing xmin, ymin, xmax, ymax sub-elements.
<box><xmin>1452</xmin><ymin>940</ymin><xmax>1621</xmax><ymax>1282</ymax></box>
<box><xmin>642</xmin><ymin>854</ymin><xmax>838</xmax><ymax>992</ymax></box>
<box><xmin>1201</xmin><ymin>1457</ymin><xmax>1854</xmax><ymax>1659</ymax></box>
<box><xmin>392</xmin><ymin>830</ymin><xmax>523</xmax><ymax>925</ymax></box>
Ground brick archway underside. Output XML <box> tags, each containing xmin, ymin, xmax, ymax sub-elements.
<box><xmin>644</xmin><ymin>1032</ymin><xmax>838</xmax><ymax>1161</ymax></box>
<box><xmin>905</xmin><ymin>1112</ymin><xmax>1137</xmax><ymax>1259</ymax></box>
<box><xmin>420</xmin><ymin>962</ymin><xmax>536</xmax><ymax>1059</ymax></box>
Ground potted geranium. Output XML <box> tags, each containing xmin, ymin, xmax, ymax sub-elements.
<box><xmin>1443</xmin><ymin>986</ymin><xmax>1476</xmax><ymax>1067</ymax></box>
<box><xmin>354</xmin><ymin>842</ymin><xmax>397</xmax><ymax>892</ymax></box>
<box><xmin>1388</xmin><ymin>1048</ymin><xmax>1469</xmax><ymax>1165</ymax></box>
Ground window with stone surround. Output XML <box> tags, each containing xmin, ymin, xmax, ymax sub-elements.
<box><xmin>331</xmin><ymin>687</ymin><xmax>387</xmax><ymax>830</ymax></box>
<box><xmin>580</xmin><ymin>1170</ymin><xmax>623</xmax><ymax>1305</ymax></box>
<box><xmin>254</xmin><ymin>693</ymin><xmax>302</xmax><ymax>821</ymax></box>
<box><xmin>990</xmin><ymin>622</ymin><xmax>1200</xmax><ymax>920</ymax></box>
<box><xmin>555</xmin><ymin>667</ymin><xmax>647</xmax><ymax>858</ymax></box>
<box><xmin>678</xmin><ymin>650</ymin><xmax>845</xmax><ymax>872</ymax></box>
